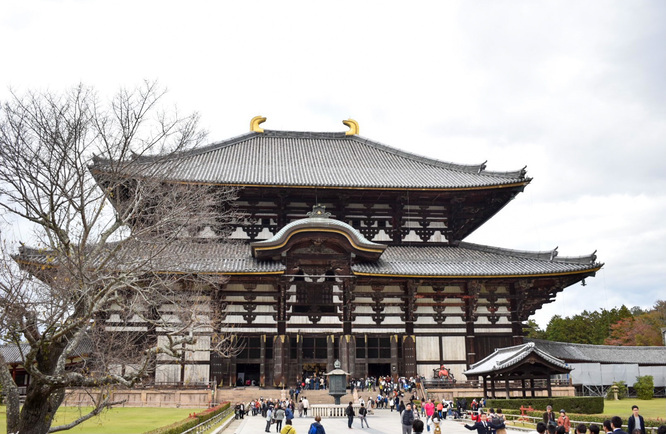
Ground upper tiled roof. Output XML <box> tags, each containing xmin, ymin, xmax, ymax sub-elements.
<box><xmin>94</xmin><ymin>130</ymin><xmax>529</xmax><ymax>189</ymax></box>
<box><xmin>464</xmin><ymin>342</ymin><xmax>570</xmax><ymax>376</ymax></box>
<box><xmin>17</xmin><ymin>241</ymin><xmax>601</xmax><ymax>278</ymax></box>
<box><xmin>527</xmin><ymin>339</ymin><xmax>666</xmax><ymax>365</ymax></box>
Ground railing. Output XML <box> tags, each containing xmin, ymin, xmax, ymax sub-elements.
<box><xmin>310</xmin><ymin>404</ymin><xmax>364</xmax><ymax>418</ymax></box>
<box><xmin>181</xmin><ymin>406</ymin><xmax>233</xmax><ymax>434</ymax></box>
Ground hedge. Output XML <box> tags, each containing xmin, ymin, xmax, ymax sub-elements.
<box><xmin>144</xmin><ymin>402</ymin><xmax>230</xmax><ymax>434</ymax></box>
<box><xmin>486</xmin><ymin>397</ymin><xmax>604</xmax><ymax>414</ymax></box>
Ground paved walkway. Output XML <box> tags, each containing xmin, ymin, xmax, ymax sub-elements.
<box><xmin>224</xmin><ymin>409</ymin><xmax>522</xmax><ymax>434</ymax></box>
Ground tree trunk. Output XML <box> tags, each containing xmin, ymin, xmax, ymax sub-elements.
<box><xmin>16</xmin><ymin>381</ymin><xmax>63</xmax><ymax>434</ymax></box>
<box><xmin>0</xmin><ymin>362</ymin><xmax>20</xmax><ymax>434</ymax></box>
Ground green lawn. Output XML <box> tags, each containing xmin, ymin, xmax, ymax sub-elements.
<box><xmin>593</xmin><ymin>398</ymin><xmax>666</xmax><ymax>420</ymax></box>
<box><xmin>0</xmin><ymin>405</ymin><xmax>205</xmax><ymax>434</ymax></box>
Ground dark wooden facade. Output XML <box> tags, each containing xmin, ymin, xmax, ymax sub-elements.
<box><xmin>82</xmin><ymin>125</ymin><xmax>602</xmax><ymax>387</ymax></box>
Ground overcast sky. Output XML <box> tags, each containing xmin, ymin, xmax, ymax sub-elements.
<box><xmin>2</xmin><ymin>1</ymin><xmax>665</xmax><ymax>328</ymax></box>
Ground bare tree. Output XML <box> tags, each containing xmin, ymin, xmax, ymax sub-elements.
<box><xmin>0</xmin><ymin>82</ymin><xmax>237</xmax><ymax>434</ymax></box>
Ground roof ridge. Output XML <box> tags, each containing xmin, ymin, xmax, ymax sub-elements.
<box><xmin>528</xmin><ymin>338</ymin><xmax>666</xmax><ymax>350</ymax></box>
<box><xmin>459</xmin><ymin>242</ymin><xmax>599</xmax><ymax>265</ymax></box>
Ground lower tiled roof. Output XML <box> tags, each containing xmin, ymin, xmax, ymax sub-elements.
<box><xmin>17</xmin><ymin>241</ymin><xmax>601</xmax><ymax>277</ymax></box>
<box><xmin>354</xmin><ymin>243</ymin><xmax>599</xmax><ymax>277</ymax></box>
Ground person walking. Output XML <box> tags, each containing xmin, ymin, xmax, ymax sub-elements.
<box><xmin>402</xmin><ymin>403</ymin><xmax>415</xmax><ymax>434</ymax></box>
<box><xmin>346</xmin><ymin>401</ymin><xmax>355</xmax><ymax>429</ymax></box>
<box><xmin>628</xmin><ymin>406</ymin><xmax>646</xmax><ymax>434</ymax></box>
<box><xmin>558</xmin><ymin>410</ymin><xmax>571</xmax><ymax>434</ymax></box>
<box><xmin>275</xmin><ymin>406</ymin><xmax>285</xmax><ymax>433</ymax></box>
<box><xmin>265</xmin><ymin>407</ymin><xmax>273</xmax><ymax>433</ymax></box>
<box><xmin>281</xmin><ymin>419</ymin><xmax>296</xmax><ymax>434</ymax></box>
<box><xmin>424</xmin><ymin>399</ymin><xmax>435</xmax><ymax>430</ymax></box>
<box><xmin>302</xmin><ymin>397</ymin><xmax>310</xmax><ymax>417</ymax></box>
<box><xmin>611</xmin><ymin>416</ymin><xmax>629</xmax><ymax>434</ymax></box>
<box><xmin>429</xmin><ymin>416</ymin><xmax>443</xmax><ymax>434</ymax></box>
<box><xmin>359</xmin><ymin>403</ymin><xmax>370</xmax><ymax>428</ymax></box>
<box><xmin>544</xmin><ymin>406</ymin><xmax>557</xmax><ymax>428</ymax></box>
<box><xmin>308</xmin><ymin>415</ymin><xmax>326</xmax><ymax>434</ymax></box>
<box><xmin>462</xmin><ymin>411</ymin><xmax>506</xmax><ymax>434</ymax></box>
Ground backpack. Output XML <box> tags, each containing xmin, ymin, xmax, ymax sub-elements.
<box><xmin>309</xmin><ymin>424</ymin><xmax>317</xmax><ymax>434</ymax></box>
<box><xmin>491</xmin><ymin>415</ymin><xmax>502</xmax><ymax>426</ymax></box>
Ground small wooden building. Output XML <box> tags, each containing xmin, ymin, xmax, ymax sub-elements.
<box><xmin>463</xmin><ymin>341</ymin><xmax>572</xmax><ymax>398</ymax></box>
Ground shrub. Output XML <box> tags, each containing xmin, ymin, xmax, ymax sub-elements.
<box><xmin>486</xmin><ymin>397</ymin><xmax>604</xmax><ymax>414</ymax></box>
<box><xmin>633</xmin><ymin>375</ymin><xmax>654</xmax><ymax>400</ymax></box>
<box><xmin>605</xmin><ymin>381</ymin><xmax>628</xmax><ymax>400</ymax></box>
<box><xmin>144</xmin><ymin>402</ymin><xmax>230</xmax><ymax>434</ymax></box>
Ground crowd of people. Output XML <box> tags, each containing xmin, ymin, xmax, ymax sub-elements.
<box><xmin>232</xmin><ymin>381</ymin><xmax>666</xmax><ymax>434</ymax></box>
<box><xmin>348</xmin><ymin>375</ymin><xmax>423</xmax><ymax>395</ymax></box>
<box><xmin>539</xmin><ymin>405</ymin><xmax>666</xmax><ymax>434</ymax></box>
<box><xmin>233</xmin><ymin>395</ymin><xmax>312</xmax><ymax>433</ymax></box>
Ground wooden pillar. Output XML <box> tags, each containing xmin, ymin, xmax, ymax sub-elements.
<box><xmin>405</xmin><ymin>281</ymin><xmax>417</xmax><ymax>335</ymax></box>
<box><xmin>547</xmin><ymin>376</ymin><xmax>552</xmax><ymax>397</ymax></box>
<box><xmin>260</xmin><ymin>335</ymin><xmax>266</xmax><ymax>387</ymax></box>
<box><xmin>530</xmin><ymin>378</ymin><xmax>536</xmax><ymax>397</ymax></box>
<box><xmin>521</xmin><ymin>378</ymin><xmax>526</xmax><ymax>397</ymax></box>
<box><xmin>342</xmin><ymin>280</ymin><xmax>353</xmax><ymax>335</ymax></box>
<box><xmin>327</xmin><ymin>335</ymin><xmax>335</xmax><ymax>373</ymax></box>
<box><xmin>339</xmin><ymin>334</ymin><xmax>356</xmax><ymax>377</ymax></box>
<box><xmin>402</xmin><ymin>335</ymin><xmax>417</xmax><ymax>377</ymax></box>
<box><xmin>391</xmin><ymin>335</ymin><xmax>399</xmax><ymax>382</ymax></box>
<box><xmin>483</xmin><ymin>376</ymin><xmax>488</xmax><ymax>399</ymax></box>
<box><xmin>491</xmin><ymin>375</ymin><xmax>496</xmax><ymax>398</ymax></box>
<box><xmin>505</xmin><ymin>378</ymin><xmax>510</xmax><ymax>398</ymax></box>
<box><xmin>273</xmin><ymin>335</ymin><xmax>290</xmax><ymax>387</ymax></box>
<box><xmin>277</xmin><ymin>281</ymin><xmax>288</xmax><ymax>335</ymax></box>
<box><xmin>465</xmin><ymin>281</ymin><xmax>481</xmax><ymax>365</ymax></box>
<box><xmin>296</xmin><ymin>335</ymin><xmax>303</xmax><ymax>380</ymax></box>
<box><xmin>391</xmin><ymin>198</ymin><xmax>405</xmax><ymax>244</ymax></box>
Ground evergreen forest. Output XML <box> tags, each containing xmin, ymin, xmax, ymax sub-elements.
<box><xmin>523</xmin><ymin>300</ymin><xmax>666</xmax><ymax>346</ymax></box>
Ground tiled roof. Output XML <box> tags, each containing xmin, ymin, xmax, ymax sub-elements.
<box><xmin>93</xmin><ymin>130</ymin><xmax>530</xmax><ymax>189</ymax></box>
<box><xmin>464</xmin><ymin>342</ymin><xmax>570</xmax><ymax>376</ymax></box>
<box><xmin>17</xmin><ymin>241</ymin><xmax>600</xmax><ymax>277</ymax></box>
<box><xmin>1</xmin><ymin>337</ymin><xmax>93</xmax><ymax>365</ymax></box>
<box><xmin>527</xmin><ymin>339</ymin><xmax>666</xmax><ymax>365</ymax></box>
<box><xmin>353</xmin><ymin>242</ymin><xmax>600</xmax><ymax>277</ymax></box>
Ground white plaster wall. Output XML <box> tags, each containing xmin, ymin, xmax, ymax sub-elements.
<box><xmin>416</xmin><ymin>336</ymin><xmax>440</xmax><ymax>360</ymax></box>
<box><xmin>156</xmin><ymin>364</ymin><xmax>180</xmax><ymax>383</ymax></box>
<box><xmin>184</xmin><ymin>365</ymin><xmax>209</xmax><ymax>384</ymax></box>
<box><xmin>442</xmin><ymin>336</ymin><xmax>466</xmax><ymax>360</ymax></box>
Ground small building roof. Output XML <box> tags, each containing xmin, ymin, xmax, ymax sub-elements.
<box><xmin>464</xmin><ymin>342</ymin><xmax>571</xmax><ymax>376</ymax></box>
<box><xmin>527</xmin><ymin>339</ymin><xmax>666</xmax><ymax>365</ymax></box>
<box><xmin>91</xmin><ymin>130</ymin><xmax>530</xmax><ymax>190</ymax></box>
<box><xmin>1</xmin><ymin>337</ymin><xmax>93</xmax><ymax>365</ymax></box>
